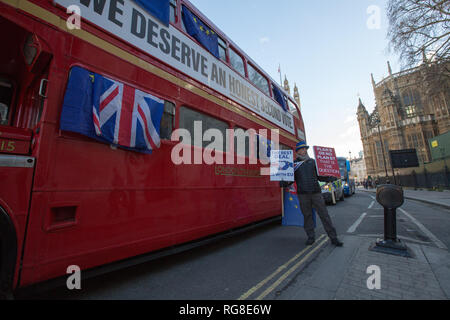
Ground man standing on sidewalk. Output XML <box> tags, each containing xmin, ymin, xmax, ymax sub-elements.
<box><xmin>283</xmin><ymin>141</ymin><xmax>343</xmax><ymax>247</ymax></box>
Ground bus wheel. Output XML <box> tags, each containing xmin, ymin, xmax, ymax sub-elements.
<box><xmin>0</xmin><ymin>208</ymin><xmax>17</xmax><ymax>300</ymax></box>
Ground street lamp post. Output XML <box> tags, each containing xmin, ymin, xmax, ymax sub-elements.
<box><xmin>376</xmin><ymin>121</ymin><xmax>389</xmax><ymax>181</ymax></box>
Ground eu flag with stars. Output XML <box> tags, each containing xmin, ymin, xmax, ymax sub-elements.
<box><xmin>282</xmin><ymin>183</ymin><xmax>317</xmax><ymax>227</ymax></box>
<box><xmin>272</xmin><ymin>84</ymin><xmax>288</xmax><ymax>112</ymax></box>
<box><xmin>257</xmin><ymin>134</ymin><xmax>273</xmax><ymax>161</ymax></box>
<box><xmin>182</xmin><ymin>5</ymin><xmax>220</xmax><ymax>59</ymax></box>
<box><xmin>134</xmin><ymin>0</ymin><xmax>170</xmax><ymax>26</ymax></box>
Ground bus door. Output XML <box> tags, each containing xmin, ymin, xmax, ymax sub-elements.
<box><xmin>0</xmin><ymin>15</ymin><xmax>51</xmax><ymax>295</ymax></box>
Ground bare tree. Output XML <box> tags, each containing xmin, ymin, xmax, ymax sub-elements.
<box><xmin>387</xmin><ymin>0</ymin><xmax>450</xmax><ymax>95</ymax></box>
<box><xmin>387</xmin><ymin>0</ymin><xmax>449</xmax><ymax>65</ymax></box>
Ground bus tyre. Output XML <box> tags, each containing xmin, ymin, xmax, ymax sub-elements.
<box><xmin>0</xmin><ymin>208</ymin><xmax>17</xmax><ymax>301</ymax></box>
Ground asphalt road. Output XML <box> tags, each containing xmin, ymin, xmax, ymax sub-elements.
<box><xmin>22</xmin><ymin>190</ymin><xmax>450</xmax><ymax>300</ymax></box>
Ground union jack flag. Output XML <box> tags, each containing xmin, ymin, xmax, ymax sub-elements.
<box><xmin>92</xmin><ymin>76</ymin><xmax>164</xmax><ymax>153</ymax></box>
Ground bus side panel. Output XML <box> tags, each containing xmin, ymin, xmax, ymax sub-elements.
<box><xmin>20</xmin><ymin>189</ymin><xmax>181</xmax><ymax>286</ymax></box>
<box><xmin>20</xmin><ymin>138</ymin><xmax>181</xmax><ymax>286</ymax></box>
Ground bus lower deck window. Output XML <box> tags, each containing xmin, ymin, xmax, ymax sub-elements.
<box><xmin>179</xmin><ymin>106</ymin><xmax>228</xmax><ymax>151</ymax></box>
<box><xmin>160</xmin><ymin>101</ymin><xmax>176</xmax><ymax>140</ymax></box>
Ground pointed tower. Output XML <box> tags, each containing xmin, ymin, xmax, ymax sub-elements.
<box><xmin>387</xmin><ymin>61</ymin><xmax>393</xmax><ymax>77</ymax></box>
<box><xmin>385</xmin><ymin>61</ymin><xmax>403</xmax><ymax>111</ymax></box>
<box><xmin>356</xmin><ymin>98</ymin><xmax>373</xmax><ymax>177</ymax></box>
<box><xmin>420</xmin><ymin>48</ymin><xmax>433</xmax><ymax>94</ymax></box>
<box><xmin>357</xmin><ymin>98</ymin><xmax>369</xmax><ymax>139</ymax></box>
<box><xmin>422</xmin><ymin>48</ymin><xmax>428</xmax><ymax>65</ymax></box>
<box><xmin>293</xmin><ymin>83</ymin><xmax>301</xmax><ymax>110</ymax></box>
<box><xmin>283</xmin><ymin>76</ymin><xmax>290</xmax><ymax>95</ymax></box>
<box><xmin>371</xmin><ymin>73</ymin><xmax>376</xmax><ymax>90</ymax></box>
<box><xmin>381</xmin><ymin>84</ymin><xmax>405</xmax><ymax>149</ymax></box>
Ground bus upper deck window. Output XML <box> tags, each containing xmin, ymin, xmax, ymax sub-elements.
<box><xmin>247</xmin><ymin>63</ymin><xmax>270</xmax><ymax>96</ymax></box>
<box><xmin>218</xmin><ymin>37</ymin><xmax>227</xmax><ymax>62</ymax></box>
<box><xmin>170</xmin><ymin>0</ymin><xmax>177</xmax><ymax>24</ymax></box>
<box><xmin>288</xmin><ymin>99</ymin><xmax>299</xmax><ymax>119</ymax></box>
<box><xmin>229</xmin><ymin>47</ymin><xmax>245</xmax><ymax>77</ymax></box>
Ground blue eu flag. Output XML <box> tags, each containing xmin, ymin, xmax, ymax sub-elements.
<box><xmin>134</xmin><ymin>0</ymin><xmax>170</xmax><ymax>26</ymax></box>
<box><xmin>282</xmin><ymin>184</ymin><xmax>317</xmax><ymax>227</ymax></box>
<box><xmin>182</xmin><ymin>5</ymin><xmax>220</xmax><ymax>59</ymax></box>
<box><xmin>257</xmin><ymin>134</ymin><xmax>273</xmax><ymax>160</ymax></box>
<box><xmin>272</xmin><ymin>84</ymin><xmax>288</xmax><ymax>112</ymax></box>
<box><xmin>60</xmin><ymin>66</ymin><xmax>97</xmax><ymax>140</ymax></box>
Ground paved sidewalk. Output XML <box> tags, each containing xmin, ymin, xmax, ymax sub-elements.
<box><xmin>359</xmin><ymin>187</ymin><xmax>450</xmax><ymax>210</ymax></box>
<box><xmin>277</xmin><ymin>235</ymin><xmax>450</xmax><ymax>300</ymax></box>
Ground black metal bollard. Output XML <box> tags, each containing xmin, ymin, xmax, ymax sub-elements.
<box><xmin>369</xmin><ymin>184</ymin><xmax>412</xmax><ymax>257</ymax></box>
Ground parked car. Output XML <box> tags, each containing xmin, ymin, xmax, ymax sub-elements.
<box><xmin>320</xmin><ymin>179</ymin><xmax>344</xmax><ymax>205</ymax></box>
<box><xmin>343</xmin><ymin>179</ymin><xmax>356</xmax><ymax>197</ymax></box>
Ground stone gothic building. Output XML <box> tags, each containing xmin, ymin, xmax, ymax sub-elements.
<box><xmin>357</xmin><ymin>60</ymin><xmax>450</xmax><ymax>179</ymax></box>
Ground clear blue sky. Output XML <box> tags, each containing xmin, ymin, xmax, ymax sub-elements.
<box><xmin>189</xmin><ymin>0</ymin><xmax>402</xmax><ymax>159</ymax></box>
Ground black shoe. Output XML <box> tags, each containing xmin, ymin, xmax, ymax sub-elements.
<box><xmin>331</xmin><ymin>238</ymin><xmax>343</xmax><ymax>247</ymax></box>
<box><xmin>305</xmin><ymin>237</ymin><xmax>315</xmax><ymax>246</ymax></box>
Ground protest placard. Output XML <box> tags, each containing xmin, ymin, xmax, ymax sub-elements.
<box><xmin>270</xmin><ymin>150</ymin><xmax>294</xmax><ymax>181</ymax></box>
<box><xmin>313</xmin><ymin>146</ymin><xmax>340</xmax><ymax>178</ymax></box>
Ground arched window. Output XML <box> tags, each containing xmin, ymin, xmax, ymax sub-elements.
<box><xmin>402</xmin><ymin>89</ymin><xmax>422</xmax><ymax>118</ymax></box>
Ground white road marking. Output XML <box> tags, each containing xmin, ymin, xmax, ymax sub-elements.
<box><xmin>368</xmin><ymin>201</ymin><xmax>375</xmax><ymax>209</ymax></box>
<box><xmin>347</xmin><ymin>212</ymin><xmax>367</xmax><ymax>233</ymax></box>
<box><xmin>398</xmin><ymin>208</ymin><xmax>447</xmax><ymax>250</ymax></box>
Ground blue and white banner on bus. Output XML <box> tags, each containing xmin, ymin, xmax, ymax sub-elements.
<box><xmin>55</xmin><ymin>0</ymin><xmax>296</xmax><ymax>135</ymax></box>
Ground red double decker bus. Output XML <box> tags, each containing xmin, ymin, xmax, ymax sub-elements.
<box><xmin>0</xmin><ymin>0</ymin><xmax>305</xmax><ymax>297</ymax></box>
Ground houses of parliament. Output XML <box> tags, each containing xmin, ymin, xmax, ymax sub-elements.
<box><xmin>283</xmin><ymin>76</ymin><xmax>301</xmax><ymax>110</ymax></box>
<box><xmin>357</xmin><ymin>59</ymin><xmax>450</xmax><ymax>179</ymax></box>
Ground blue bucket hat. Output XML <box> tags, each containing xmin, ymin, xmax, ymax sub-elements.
<box><xmin>296</xmin><ymin>140</ymin><xmax>309</xmax><ymax>151</ymax></box>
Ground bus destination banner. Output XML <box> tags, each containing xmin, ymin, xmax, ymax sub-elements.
<box><xmin>55</xmin><ymin>0</ymin><xmax>295</xmax><ymax>134</ymax></box>
<box><xmin>313</xmin><ymin>146</ymin><xmax>340</xmax><ymax>178</ymax></box>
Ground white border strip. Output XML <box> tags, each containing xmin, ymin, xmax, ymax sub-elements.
<box><xmin>0</xmin><ymin>154</ymin><xmax>35</xmax><ymax>168</ymax></box>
